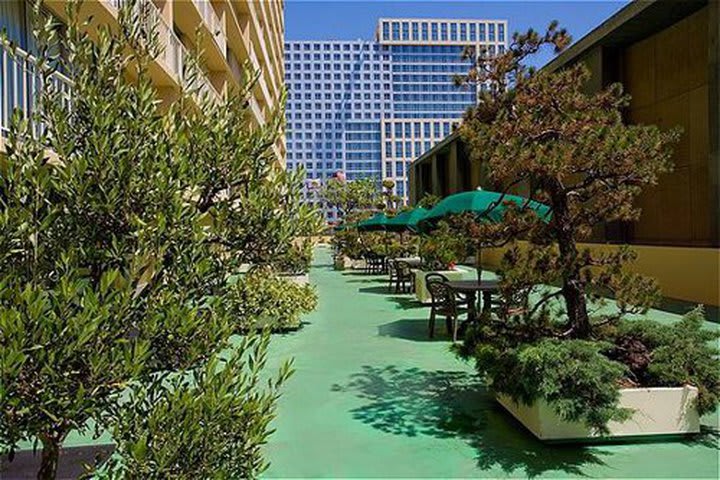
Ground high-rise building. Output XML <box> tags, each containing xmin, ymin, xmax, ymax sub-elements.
<box><xmin>1</xmin><ymin>0</ymin><xmax>285</xmax><ymax>160</ymax></box>
<box><xmin>284</xmin><ymin>18</ymin><xmax>507</xmax><ymax>221</ymax></box>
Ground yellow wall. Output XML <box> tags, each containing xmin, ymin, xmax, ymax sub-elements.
<box><xmin>480</xmin><ymin>241</ymin><xmax>720</xmax><ymax>307</ymax></box>
<box><xmin>622</xmin><ymin>6</ymin><xmax>711</xmax><ymax>246</ymax></box>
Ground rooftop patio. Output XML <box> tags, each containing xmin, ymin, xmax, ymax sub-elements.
<box><xmin>2</xmin><ymin>245</ymin><xmax>718</xmax><ymax>478</ymax></box>
<box><xmin>261</xmin><ymin>246</ymin><xmax>719</xmax><ymax>478</ymax></box>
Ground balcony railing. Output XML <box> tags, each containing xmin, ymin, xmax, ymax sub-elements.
<box><xmin>104</xmin><ymin>0</ymin><xmax>219</xmax><ymax>104</ymax></box>
<box><xmin>192</xmin><ymin>0</ymin><xmax>227</xmax><ymax>54</ymax></box>
<box><xmin>1</xmin><ymin>42</ymin><xmax>72</xmax><ymax>138</ymax></box>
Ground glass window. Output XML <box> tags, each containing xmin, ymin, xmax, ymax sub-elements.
<box><xmin>382</xmin><ymin>22</ymin><xmax>390</xmax><ymax>40</ymax></box>
<box><xmin>411</xmin><ymin>22</ymin><xmax>419</xmax><ymax>41</ymax></box>
<box><xmin>489</xmin><ymin>23</ymin><xmax>496</xmax><ymax>42</ymax></box>
<box><xmin>402</xmin><ymin>22</ymin><xmax>409</xmax><ymax>40</ymax></box>
<box><xmin>460</xmin><ymin>23</ymin><xmax>467</xmax><ymax>41</ymax></box>
<box><xmin>421</xmin><ymin>23</ymin><xmax>429</xmax><ymax>41</ymax></box>
<box><xmin>440</xmin><ymin>23</ymin><xmax>448</xmax><ymax>41</ymax></box>
<box><xmin>498</xmin><ymin>23</ymin><xmax>505</xmax><ymax>42</ymax></box>
<box><xmin>392</xmin><ymin>22</ymin><xmax>400</xmax><ymax>41</ymax></box>
<box><xmin>431</xmin><ymin>23</ymin><xmax>438</xmax><ymax>41</ymax></box>
<box><xmin>479</xmin><ymin>23</ymin><xmax>486</xmax><ymax>41</ymax></box>
<box><xmin>450</xmin><ymin>23</ymin><xmax>457</xmax><ymax>41</ymax></box>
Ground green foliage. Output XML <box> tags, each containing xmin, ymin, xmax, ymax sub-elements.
<box><xmin>332</xmin><ymin>228</ymin><xmax>365</xmax><ymax>260</ymax></box>
<box><xmin>230</xmin><ymin>269</ymin><xmax>318</xmax><ymax>332</ymax></box>
<box><xmin>320</xmin><ymin>177</ymin><xmax>378</xmax><ymax>221</ymax></box>
<box><xmin>418</xmin><ymin>221</ymin><xmax>467</xmax><ymax>270</ymax></box>
<box><xmin>0</xmin><ymin>2</ymin><xmax>316</xmax><ymax>477</ymax></box>
<box><xmin>104</xmin><ymin>334</ymin><xmax>293</xmax><ymax>479</ymax></box>
<box><xmin>274</xmin><ymin>240</ymin><xmax>314</xmax><ymax>275</ymax></box>
<box><xmin>416</xmin><ymin>193</ymin><xmax>441</xmax><ymax>209</ymax></box>
<box><xmin>0</xmin><ymin>271</ymin><xmax>151</xmax><ymax>454</ymax></box>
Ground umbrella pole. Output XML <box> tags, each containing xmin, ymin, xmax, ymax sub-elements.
<box><xmin>476</xmin><ymin>244</ymin><xmax>482</xmax><ymax>282</ymax></box>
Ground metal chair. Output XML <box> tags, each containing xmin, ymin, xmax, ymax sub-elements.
<box><xmin>426</xmin><ymin>278</ymin><xmax>467</xmax><ymax>341</ymax></box>
<box><xmin>394</xmin><ymin>260</ymin><xmax>414</xmax><ymax>293</ymax></box>
<box><xmin>387</xmin><ymin>259</ymin><xmax>398</xmax><ymax>291</ymax></box>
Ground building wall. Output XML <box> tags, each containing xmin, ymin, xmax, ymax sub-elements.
<box><xmin>1</xmin><ymin>0</ymin><xmax>285</xmax><ymax>160</ymax></box>
<box><xmin>622</xmin><ymin>6</ymin><xmax>712</xmax><ymax>246</ymax></box>
<box><xmin>285</xmin><ymin>18</ymin><xmax>507</xmax><ymax>221</ymax></box>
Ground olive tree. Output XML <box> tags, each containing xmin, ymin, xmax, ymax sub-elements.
<box><xmin>0</xmin><ymin>2</ymin><xmax>317</xmax><ymax>478</ymax></box>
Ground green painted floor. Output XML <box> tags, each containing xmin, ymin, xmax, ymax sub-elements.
<box><xmin>262</xmin><ymin>247</ymin><xmax>719</xmax><ymax>479</ymax></box>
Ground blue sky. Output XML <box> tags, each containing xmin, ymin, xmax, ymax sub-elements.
<box><xmin>286</xmin><ymin>0</ymin><xmax>630</xmax><ymax>68</ymax></box>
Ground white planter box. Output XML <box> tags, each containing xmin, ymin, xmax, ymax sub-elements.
<box><xmin>333</xmin><ymin>255</ymin><xmax>366</xmax><ymax>271</ymax></box>
<box><xmin>280</xmin><ymin>273</ymin><xmax>309</xmax><ymax>285</ymax></box>
<box><xmin>496</xmin><ymin>385</ymin><xmax>700</xmax><ymax>441</ymax></box>
<box><xmin>411</xmin><ymin>267</ymin><xmax>475</xmax><ymax>303</ymax></box>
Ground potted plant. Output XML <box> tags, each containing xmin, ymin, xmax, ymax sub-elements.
<box><xmin>454</xmin><ymin>22</ymin><xmax>720</xmax><ymax>440</ymax></box>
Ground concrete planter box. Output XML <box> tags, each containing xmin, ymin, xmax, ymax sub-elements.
<box><xmin>279</xmin><ymin>273</ymin><xmax>310</xmax><ymax>285</ymax></box>
<box><xmin>333</xmin><ymin>255</ymin><xmax>366</xmax><ymax>271</ymax></box>
<box><xmin>496</xmin><ymin>385</ymin><xmax>700</xmax><ymax>441</ymax></box>
<box><xmin>411</xmin><ymin>266</ymin><xmax>475</xmax><ymax>303</ymax></box>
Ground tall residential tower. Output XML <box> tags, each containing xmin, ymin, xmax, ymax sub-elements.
<box><xmin>284</xmin><ymin>18</ymin><xmax>507</xmax><ymax>221</ymax></box>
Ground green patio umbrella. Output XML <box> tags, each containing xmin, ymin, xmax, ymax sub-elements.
<box><xmin>357</xmin><ymin>212</ymin><xmax>390</xmax><ymax>232</ymax></box>
<box><xmin>384</xmin><ymin>207</ymin><xmax>428</xmax><ymax>233</ymax></box>
<box><xmin>419</xmin><ymin>189</ymin><xmax>551</xmax><ymax>227</ymax></box>
<box><xmin>418</xmin><ymin>189</ymin><xmax>551</xmax><ymax>280</ymax></box>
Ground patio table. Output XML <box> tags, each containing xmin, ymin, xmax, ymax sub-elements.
<box><xmin>393</xmin><ymin>256</ymin><xmax>422</xmax><ymax>268</ymax></box>
<box><xmin>446</xmin><ymin>279</ymin><xmax>500</xmax><ymax>322</ymax></box>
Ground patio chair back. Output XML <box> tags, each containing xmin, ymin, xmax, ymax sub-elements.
<box><xmin>426</xmin><ymin>278</ymin><xmax>457</xmax><ymax>317</ymax></box>
<box><xmin>395</xmin><ymin>260</ymin><xmax>413</xmax><ymax>279</ymax></box>
<box><xmin>387</xmin><ymin>258</ymin><xmax>398</xmax><ymax>278</ymax></box>
<box><xmin>424</xmin><ymin>272</ymin><xmax>449</xmax><ymax>284</ymax></box>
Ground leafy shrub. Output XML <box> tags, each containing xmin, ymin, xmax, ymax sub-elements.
<box><xmin>332</xmin><ymin>229</ymin><xmax>365</xmax><ymax>260</ymax></box>
<box><xmin>104</xmin><ymin>335</ymin><xmax>292</xmax><ymax>479</ymax></box>
<box><xmin>275</xmin><ymin>241</ymin><xmax>314</xmax><ymax>275</ymax></box>
<box><xmin>419</xmin><ymin>221</ymin><xmax>467</xmax><ymax>270</ymax></box>
<box><xmin>230</xmin><ymin>269</ymin><xmax>317</xmax><ymax>332</ymax></box>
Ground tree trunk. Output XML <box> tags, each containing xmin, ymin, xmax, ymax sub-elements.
<box><xmin>548</xmin><ymin>181</ymin><xmax>591</xmax><ymax>338</ymax></box>
<box><xmin>562</xmin><ymin>274</ymin><xmax>591</xmax><ymax>338</ymax></box>
<box><xmin>38</xmin><ymin>433</ymin><xmax>60</xmax><ymax>480</ymax></box>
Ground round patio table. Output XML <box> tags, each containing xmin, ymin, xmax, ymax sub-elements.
<box><xmin>446</xmin><ymin>279</ymin><xmax>500</xmax><ymax>322</ymax></box>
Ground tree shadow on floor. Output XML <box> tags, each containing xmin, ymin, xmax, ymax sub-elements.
<box><xmin>386</xmin><ymin>296</ymin><xmax>423</xmax><ymax>311</ymax></box>
<box><xmin>346</xmin><ymin>278</ymin><xmax>386</xmax><ymax>284</ymax></box>
<box><xmin>378</xmin><ymin>318</ymin><xmax>453</xmax><ymax>342</ymax></box>
<box><xmin>331</xmin><ymin>365</ymin><xmax>612</xmax><ymax>478</ymax></box>
<box><xmin>358</xmin><ymin>286</ymin><xmax>392</xmax><ymax>295</ymax></box>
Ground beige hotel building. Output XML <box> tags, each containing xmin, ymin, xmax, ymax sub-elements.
<box><xmin>1</xmin><ymin>0</ymin><xmax>286</xmax><ymax>160</ymax></box>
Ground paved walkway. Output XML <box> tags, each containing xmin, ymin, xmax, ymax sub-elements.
<box><xmin>263</xmin><ymin>247</ymin><xmax>719</xmax><ymax>478</ymax></box>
